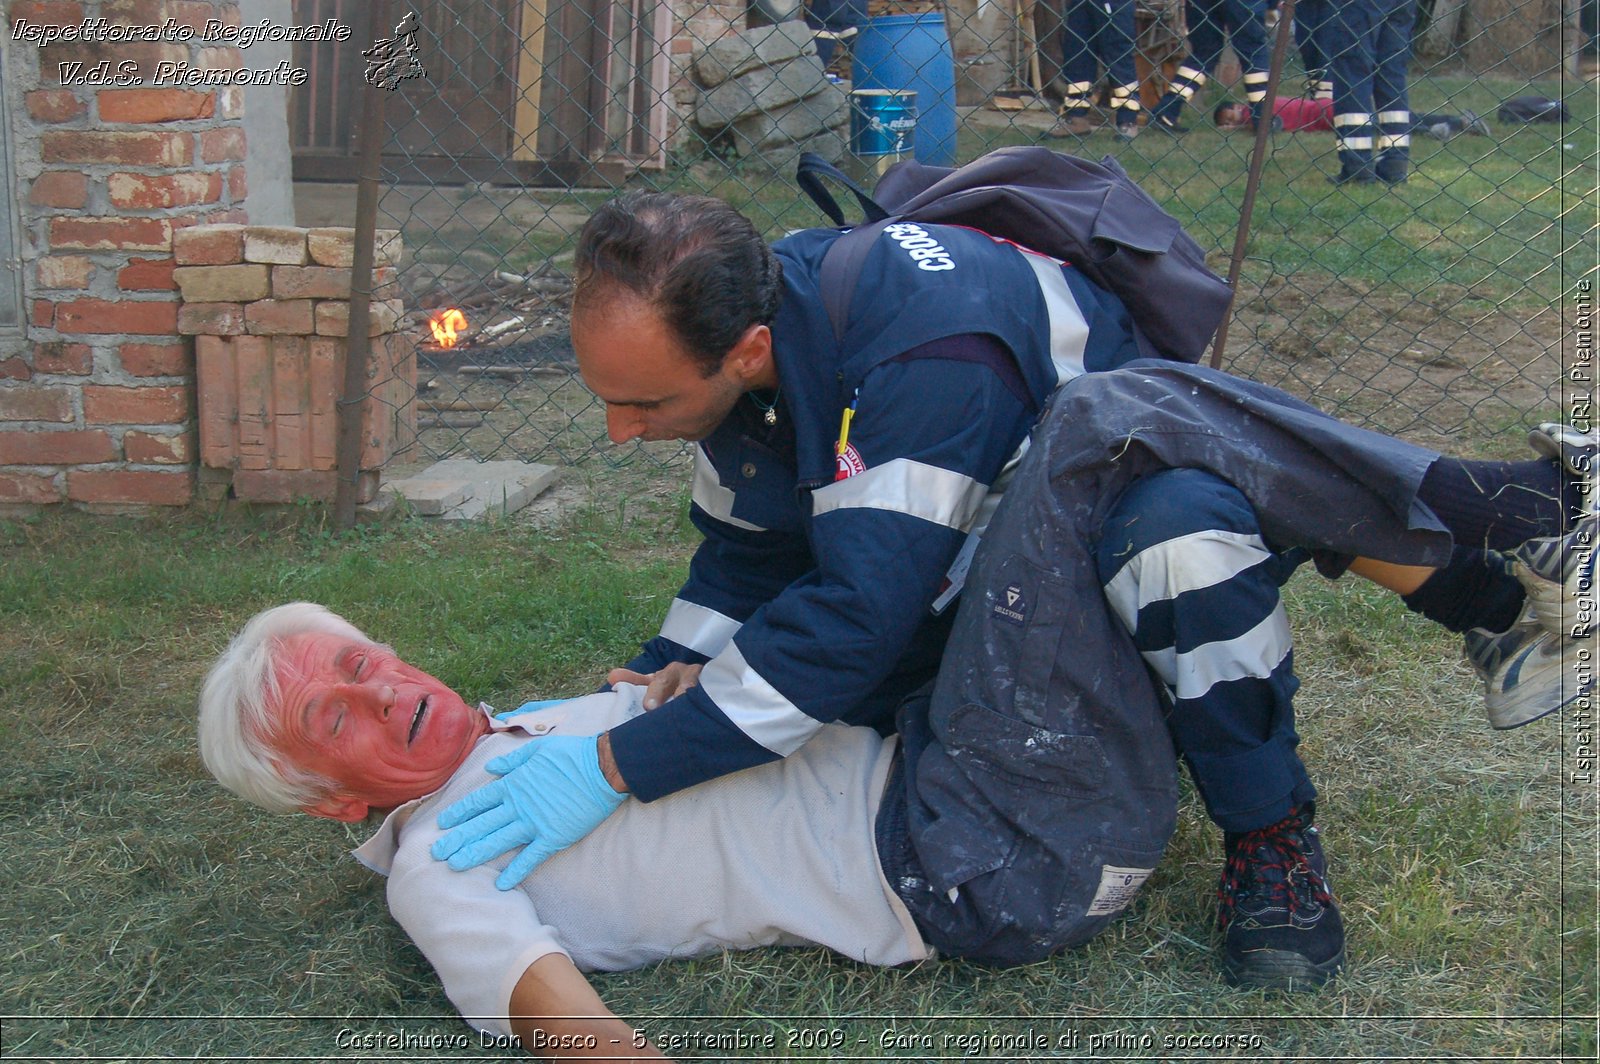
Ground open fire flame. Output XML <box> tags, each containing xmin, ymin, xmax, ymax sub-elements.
<box><xmin>429</xmin><ymin>308</ymin><xmax>468</xmax><ymax>348</ymax></box>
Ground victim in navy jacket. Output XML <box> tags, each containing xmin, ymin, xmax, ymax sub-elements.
<box><xmin>606</xmin><ymin>221</ymin><xmax>1146</xmax><ymax>801</ymax></box>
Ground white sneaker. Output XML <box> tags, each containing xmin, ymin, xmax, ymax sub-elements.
<box><xmin>1512</xmin><ymin>515</ymin><xmax>1597</xmax><ymax>640</ymax></box>
<box><xmin>1528</xmin><ymin>422</ymin><xmax>1597</xmax><ymax>515</ymax></box>
<box><xmin>1464</xmin><ymin>615</ymin><xmax>1591</xmax><ymax>730</ymax></box>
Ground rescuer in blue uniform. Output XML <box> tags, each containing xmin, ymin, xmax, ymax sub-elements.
<box><xmin>1047</xmin><ymin>0</ymin><xmax>1143</xmax><ymax>139</ymax></box>
<box><xmin>426</xmin><ymin>192</ymin><xmax>1591</xmax><ymax>990</ymax></box>
<box><xmin>1320</xmin><ymin>0</ymin><xmax>1417</xmax><ymax>184</ymax></box>
<box><xmin>1148</xmin><ymin>0</ymin><xmax>1272</xmax><ymax>132</ymax></box>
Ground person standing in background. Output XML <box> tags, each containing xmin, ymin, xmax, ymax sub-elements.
<box><xmin>1048</xmin><ymin>0</ymin><xmax>1144</xmax><ymax>139</ymax></box>
<box><xmin>1291</xmin><ymin>0</ymin><xmax>1334</xmax><ymax>101</ymax></box>
<box><xmin>1319</xmin><ymin>0</ymin><xmax>1417</xmax><ymax>184</ymax></box>
<box><xmin>1147</xmin><ymin>0</ymin><xmax>1271</xmax><ymax>132</ymax></box>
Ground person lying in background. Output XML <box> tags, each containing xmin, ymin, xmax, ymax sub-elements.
<box><xmin>1214</xmin><ymin>97</ymin><xmax>1492</xmax><ymax>140</ymax></box>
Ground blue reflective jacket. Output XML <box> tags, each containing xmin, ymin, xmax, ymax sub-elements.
<box><xmin>608</xmin><ymin>222</ymin><xmax>1144</xmax><ymax>800</ymax></box>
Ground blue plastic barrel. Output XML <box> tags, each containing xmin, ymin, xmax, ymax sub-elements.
<box><xmin>851</xmin><ymin>13</ymin><xmax>957</xmax><ymax>166</ymax></box>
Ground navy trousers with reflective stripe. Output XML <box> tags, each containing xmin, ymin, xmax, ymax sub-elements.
<box><xmin>1186</xmin><ymin>0</ymin><xmax>1270</xmax><ymax>100</ymax></box>
<box><xmin>1294</xmin><ymin>0</ymin><xmax>1335</xmax><ymax>98</ymax></box>
<box><xmin>1059</xmin><ymin>0</ymin><xmax>1141</xmax><ymax>122</ymax></box>
<box><xmin>1096</xmin><ymin>469</ymin><xmax>1315</xmax><ymax>831</ymax></box>
<box><xmin>1321</xmin><ymin>0</ymin><xmax>1415</xmax><ymax>176</ymax></box>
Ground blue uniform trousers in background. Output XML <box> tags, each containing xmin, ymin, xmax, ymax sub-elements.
<box><xmin>1151</xmin><ymin>0</ymin><xmax>1269</xmax><ymax>123</ymax></box>
<box><xmin>1059</xmin><ymin>0</ymin><xmax>1141</xmax><ymax>127</ymax></box>
<box><xmin>1321</xmin><ymin>0</ymin><xmax>1416</xmax><ymax>183</ymax></box>
<box><xmin>1293</xmin><ymin>0</ymin><xmax>1334</xmax><ymax>98</ymax></box>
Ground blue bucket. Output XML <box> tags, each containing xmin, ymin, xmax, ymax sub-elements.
<box><xmin>852</xmin><ymin>13</ymin><xmax>957</xmax><ymax>166</ymax></box>
<box><xmin>849</xmin><ymin>89</ymin><xmax>917</xmax><ymax>157</ymax></box>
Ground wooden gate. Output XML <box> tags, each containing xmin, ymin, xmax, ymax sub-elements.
<box><xmin>290</xmin><ymin>0</ymin><xmax>669</xmax><ymax>185</ymax></box>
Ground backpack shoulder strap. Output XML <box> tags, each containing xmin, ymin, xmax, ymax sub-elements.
<box><xmin>818</xmin><ymin>220</ymin><xmax>892</xmax><ymax>343</ymax></box>
<box><xmin>797</xmin><ymin>152</ymin><xmax>895</xmax><ymax>342</ymax></box>
<box><xmin>797</xmin><ymin>152</ymin><xmax>890</xmax><ymax>227</ymax></box>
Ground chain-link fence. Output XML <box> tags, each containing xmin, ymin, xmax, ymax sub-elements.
<box><xmin>293</xmin><ymin>0</ymin><xmax>1596</xmax><ymax>479</ymax></box>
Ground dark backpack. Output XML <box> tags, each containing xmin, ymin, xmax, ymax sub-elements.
<box><xmin>796</xmin><ymin>147</ymin><xmax>1232</xmax><ymax>364</ymax></box>
<box><xmin>1496</xmin><ymin>96</ymin><xmax>1569</xmax><ymax>124</ymax></box>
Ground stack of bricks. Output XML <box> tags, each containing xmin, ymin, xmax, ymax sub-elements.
<box><xmin>1</xmin><ymin>0</ymin><xmax>248</xmax><ymax>510</ymax></box>
<box><xmin>173</xmin><ymin>224</ymin><xmax>416</xmax><ymax>504</ymax></box>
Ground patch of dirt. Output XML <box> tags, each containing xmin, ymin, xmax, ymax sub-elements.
<box><xmin>1219</xmin><ymin>272</ymin><xmax>1570</xmax><ymax>454</ymax></box>
<box><xmin>380</xmin><ymin>265</ymin><xmax>1573</xmax><ymax>529</ymax></box>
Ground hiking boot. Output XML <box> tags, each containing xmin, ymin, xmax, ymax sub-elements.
<box><xmin>1464</xmin><ymin>609</ymin><xmax>1590</xmax><ymax>729</ymax></box>
<box><xmin>1047</xmin><ymin>112</ymin><xmax>1097</xmax><ymax>139</ymax></box>
<box><xmin>1528</xmin><ymin>422</ymin><xmax>1597</xmax><ymax>515</ymax></box>
<box><xmin>1512</xmin><ymin>515</ymin><xmax>1598</xmax><ymax>640</ymax></box>
<box><xmin>1219</xmin><ymin>805</ymin><xmax>1344</xmax><ymax>990</ymax></box>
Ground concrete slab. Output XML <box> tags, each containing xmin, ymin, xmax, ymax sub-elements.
<box><xmin>385</xmin><ymin>459</ymin><xmax>561</xmax><ymax>522</ymax></box>
<box><xmin>384</xmin><ymin>477</ymin><xmax>471</xmax><ymax>516</ymax></box>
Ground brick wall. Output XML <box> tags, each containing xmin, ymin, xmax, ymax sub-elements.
<box><xmin>1</xmin><ymin>0</ymin><xmax>248</xmax><ymax>511</ymax></box>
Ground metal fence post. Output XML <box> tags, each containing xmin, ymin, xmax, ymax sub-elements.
<box><xmin>335</xmin><ymin>0</ymin><xmax>391</xmax><ymax>530</ymax></box>
<box><xmin>1210</xmin><ymin>0</ymin><xmax>1295</xmax><ymax>369</ymax></box>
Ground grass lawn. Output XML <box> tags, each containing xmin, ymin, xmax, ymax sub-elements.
<box><xmin>1</xmin><ymin>498</ymin><xmax>1592</xmax><ymax>1060</ymax></box>
<box><xmin>642</xmin><ymin>72</ymin><xmax>1593</xmax><ymax>307</ymax></box>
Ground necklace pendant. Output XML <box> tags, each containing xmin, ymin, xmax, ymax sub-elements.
<box><xmin>763</xmin><ymin>407</ymin><xmax>777</xmax><ymax>427</ymax></box>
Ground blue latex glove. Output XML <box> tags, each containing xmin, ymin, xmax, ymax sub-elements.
<box><xmin>431</xmin><ymin>734</ymin><xmax>627</xmax><ymax>890</ymax></box>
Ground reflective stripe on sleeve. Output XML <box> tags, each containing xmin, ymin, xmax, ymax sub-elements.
<box><xmin>699</xmin><ymin>640</ymin><xmax>821</xmax><ymax>755</ymax></box>
<box><xmin>692</xmin><ymin>444</ymin><xmax>766</xmax><ymax>532</ymax></box>
<box><xmin>1015</xmin><ymin>249</ymin><xmax>1091</xmax><ymax>383</ymax></box>
<box><xmin>811</xmin><ymin>457</ymin><xmax>988</xmax><ymax>532</ymax></box>
<box><xmin>658</xmin><ymin>598</ymin><xmax>743</xmax><ymax>657</ymax></box>
<box><xmin>969</xmin><ymin>436</ymin><xmax>1028</xmax><ymax>540</ymax></box>
<box><xmin>930</xmin><ymin>436</ymin><xmax>1030</xmax><ymax>611</ymax></box>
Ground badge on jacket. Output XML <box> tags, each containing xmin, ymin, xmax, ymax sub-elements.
<box><xmin>836</xmin><ymin>444</ymin><xmax>865</xmax><ymax>480</ymax></box>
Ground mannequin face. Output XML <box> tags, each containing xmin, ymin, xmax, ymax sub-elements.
<box><xmin>268</xmin><ymin>633</ymin><xmax>487</xmax><ymax>821</ymax></box>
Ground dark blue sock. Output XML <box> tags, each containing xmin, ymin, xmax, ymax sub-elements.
<box><xmin>1401</xmin><ymin>547</ymin><xmax>1524</xmax><ymax>634</ymax></box>
<box><xmin>1417</xmin><ymin>458</ymin><xmax>1568</xmax><ymax>550</ymax></box>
